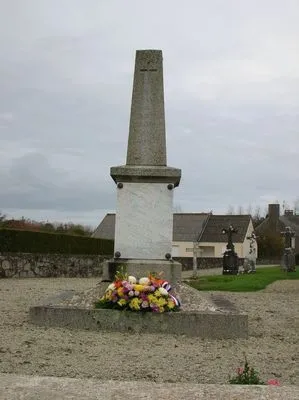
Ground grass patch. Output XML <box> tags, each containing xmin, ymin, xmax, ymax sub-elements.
<box><xmin>187</xmin><ymin>267</ymin><xmax>299</xmax><ymax>292</ymax></box>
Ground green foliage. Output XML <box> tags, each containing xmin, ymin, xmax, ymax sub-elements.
<box><xmin>0</xmin><ymin>214</ymin><xmax>93</xmax><ymax>237</ymax></box>
<box><xmin>257</xmin><ymin>232</ymin><xmax>284</xmax><ymax>258</ymax></box>
<box><xmin>0</xmin><ymin>229</ymin><xmax>114</xmax><ymax>255</ymax></box>
<box><xmin>188</xmin><ymin>267</ymin><xmax>299</xmax><ymax>292</ymax></box>
<box><xmin>229</xmin><ymin>355</ymin><xmax>265</xmax><ymax>385</ymax></box>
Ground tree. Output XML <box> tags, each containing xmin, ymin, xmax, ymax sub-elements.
<box><xmin>0</xmin><ymin>212</ymin><xmax>6</xmax><ymax>223</ymax></box>
<box><xmin>257</xmin><ymin>232</ymin><xmax>284</xmax><ymax>259</ymax></box>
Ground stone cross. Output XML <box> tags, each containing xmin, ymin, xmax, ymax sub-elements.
<box><xmin>281</xmin><ymin>226</ymin><xmax>295</xmax><ymax>249</ymax></box>
<box><xmin>222</xmin><ymin>225</ymin><xmax>238</xmax><ymax>252</ymax></box>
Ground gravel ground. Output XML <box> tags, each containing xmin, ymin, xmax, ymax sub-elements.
<box><xmin>0</xmin><ymin>276</ymin><xmax>298</xmax><ymax>385</ymax></box>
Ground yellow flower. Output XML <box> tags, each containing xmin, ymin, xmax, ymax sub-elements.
<box><xmin>157</xmin><ymin>297</ymin><xmax>167</xmax><ymax>307</ymax></box>
<box><xmin>105</xmin><ymin>290</ymin><xmax>113</xmax><ymax>300</ymax></box>
<box><xmin>154</xmin><ymin>290</ymin><xmax>161</xmax><ymax>297</ymax></box>
<box><xmin>167</xmin><ymin>300</ymin><xmax>175</xmax><ymax>309</ymax></box>
<box><xmin>117</xmin><ymin>299</ymin><xmax>127</xmax><ymax>307</ymax></box>
<box><xmin>147</xmin><ymin>294</ymin><xmax>155</xmax><ymax>303</ymax></box>
<box><xmin>159</xmin><ymin>307</ymin><xmax>165</xmax><ymax>313</ymax></box>
<box><xmin>117</xmin><ymin>287</ymin><xmax>124</xmax><ymax>297</ymax></box>
<box><xmin>129</xmin><ymin>297</ymin><xmax>141</xmax><ymax>311</ymax></box>
<box><xmin>133</xmin><ymin>284</ymin><xmax>146</xmax><ymax>292</ymax></box>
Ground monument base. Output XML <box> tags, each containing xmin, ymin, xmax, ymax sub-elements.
<box><xmin>102</xmin><ymin>258</ymin><xmax>182</xmax><ymax>285</ymax></box>
<box><xmin>222</xmin><ymin>251</ymin><xmax>239</xmax><ymax>275</ymax></box>
<box><xmin>281</xmin><ymin>249</ymin><xmax>296</xmax><ymax>272</ymax></box>
<box><xmin>29</xmin><ymin>281</ymin><xmax>248</xmax><ymax>339</ymax></box>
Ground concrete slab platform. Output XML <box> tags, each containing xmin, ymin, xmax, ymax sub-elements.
<box><xmin>29</xmin><ymin>283</ymin><xmax>248</xmax><ymax>339</ymax></box>
<box><xmin>1</xmin><ymin>374</ymin><xmax>298</xmax><ymax>400</ymax></box>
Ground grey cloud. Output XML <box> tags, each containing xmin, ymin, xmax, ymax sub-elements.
<box><xmin>0</xmin><ymin>153</ymin><xmax>115</xmax><ymax>212</ymax></box>
<box><xmin>0</xmin><ymin>0</ymin><xmax>298</xmax><ymax>225</ymax></box>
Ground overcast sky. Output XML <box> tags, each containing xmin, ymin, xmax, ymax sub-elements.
<box><xmin>0</xmin><ymin>0</ymin><xmax>298</xmax><ymax>228</ymax></box>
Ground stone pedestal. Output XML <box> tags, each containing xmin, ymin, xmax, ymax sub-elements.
<box><xmin>223</xmin><ymin>250</ymin><xmax>239</xmax><ymax>275</ymax></box>
<box><xmin>281</xmin><ymin>249</ymin><xmax>296</xmax><ymax>272</ymax></box>
<box><xmin>102</xmin><ymin>259</ymin><xmax>182</xmax><ymax>286</ymax></box>
<box><xmin>243</xmin><ymin>256</ymin><xmax>256</xmax><ymax>274</ymax></box>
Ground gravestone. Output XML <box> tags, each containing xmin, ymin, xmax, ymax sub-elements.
<box><xmin>222</xmin><ymin>225</ymin><xmax>239</xmax><ymax>275</ymax></box>
<box><xmin>103</xmin><ymin>50</ymin><xmax>182</xmax><ymax>284</ymax></box>
<box><xmin>281</xmin><ymin>226</ymin><xmax>296</xmax><ymax>272</ymax></box>
<box><xmin>243</xmin><ymin>232</ymin><xmax>257</xmax><ymax>273</ymax></box>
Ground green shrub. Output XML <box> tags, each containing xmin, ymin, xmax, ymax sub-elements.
<box><xmin>0</xmin><ymin>229</ymin><xmax>114</xmax><ymax>255</ymax></box>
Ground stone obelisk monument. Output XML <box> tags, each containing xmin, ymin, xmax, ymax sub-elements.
<box><xmin>103</xmin><ymin>50</ymin><xmax>182</xmax><ymax>284</ymax></box>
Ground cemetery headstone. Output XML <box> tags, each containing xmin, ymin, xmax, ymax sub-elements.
<box><xmin>243</xmin><ymin>232</ymin><xmax>257</xmax><ymax>273</ymax></box>
<box><xmin>281</xmin><ymin>226</ymin><xmax>296</xmax><ymax>272</ymax></box>
<box><xmin>222</xmin><ymin>224</ymin><xmax>239</xmax><ymax>275</ymax></box>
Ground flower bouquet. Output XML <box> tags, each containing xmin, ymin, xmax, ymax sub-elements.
<box><xmin>95</xmin><ymin>270</ymin><xmax>181</xmax><ymax>313</ymax></box>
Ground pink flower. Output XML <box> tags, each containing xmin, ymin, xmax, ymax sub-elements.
<box><xmin>237</xmin><ymin>367</ymin><xmax>244</xmax><ymax>375</ymax></box>
<box><xmin>267</xmin><ymin>379</ymin><xmax>280</xmax><ymax>386</ymax></box>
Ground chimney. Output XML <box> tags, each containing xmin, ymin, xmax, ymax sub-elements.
<box><xmin>268</xmin><ymin>204</ymin><xmax>280</xmax><ymax>221</ymax></box>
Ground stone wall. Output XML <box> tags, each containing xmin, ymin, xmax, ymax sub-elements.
<box><xmin>256</xmin><ymin>258</ymin><xmax>281</xmax><ymax>265</ymax></box>
<box><xmin>0</xmin><ymin>253</ymin><xmax>108</xmax><ymax>278</ymax></box>
<box><xmin>174</xmin><ymin>257</ymin><xmax>245</xmax><ymax>270</ymax></box>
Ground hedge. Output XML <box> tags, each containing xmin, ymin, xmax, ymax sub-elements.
<box><xmin>0</xmin><ymin>229</ymin><xmax>114</xmax><ymax>255</ymax></box>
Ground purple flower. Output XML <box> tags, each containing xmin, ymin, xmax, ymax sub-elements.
<box><xmin>122</xmin><ymin>282</ymin><xmax>133</xmax><ymax>291</ymax></box>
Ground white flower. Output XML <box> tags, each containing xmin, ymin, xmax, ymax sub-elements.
<box><xmin>107</xmin><ymin>283</ymin><xmax>116</xmax><ymax>291</ymax></box>
<box><xmin>128</xmin><ymin>290</ymin><xmax>134</xmax><ymax>297</ymax></box>
<box><xmin>158</xmin><ymin>287</ymin><xmax>168</xmax><ymax>296</ymax></box>
<box><xmin>128</xmin><ymin>276</ymin><xmax>137</xmax><ymax>284</ymax></box>
<box><xmin>134</xmin><ymin>291</ymin><xmax>140</xmax><ymax>296</ymax></box>
<box><xmin>139</xmin><ymin>277</ymin><xmax>150</xmax><ymax>286</ymax></box>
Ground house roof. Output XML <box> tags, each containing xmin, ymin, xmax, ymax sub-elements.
<box><xmin>279</xmin><ymin>215</ymin><xmax>299</xmax><ymax>235</ymax></box>
<box><xmin>199</xmin><ymin>215</ymin><xmax>252</xmax><ymax>243</ymax></box>
<box><xmin>92</xmin><ymin>214</ymin><xmax>115</xmax><ymax>240</ymax></box>
<box><xmin>92</xmin><ymin>213</ymin><xmax>252</xmax><ymax>243</ymax></box>
<box><xmin>172</xmin><ymin>213</ymin><xmax>210</xmax><ymax>241</ymax></box>
<box><xmin>255</xmin><ymin>214</ymin><xmax>299</xmax><ymax>236</ymax></box>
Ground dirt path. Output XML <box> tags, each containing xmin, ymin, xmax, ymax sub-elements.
<box><xmin>0</xmin><ymin>278</ymin><xmax>298</xmax><ymax>385</ymax></box>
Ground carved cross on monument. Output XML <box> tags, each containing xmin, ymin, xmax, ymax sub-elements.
<box><xmin>281</xmin><ymin>226</ymin><xmax>295</xmax><ymax>249</ymax></box>
<box><xmin>222</xmin><ymin>225</ymin><xmax>238</xmax><ymax>252</ymax></box>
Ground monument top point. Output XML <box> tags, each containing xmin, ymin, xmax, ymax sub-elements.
<box><xmin>111</xmin><ymin>49</ymin><xmax>181</xmax><ymax>186</ymax></box>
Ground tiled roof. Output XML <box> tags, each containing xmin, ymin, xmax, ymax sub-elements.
<box><xmin>255</xmin><ymin>215</ymin><xmax>299</xmax><ymax>235</ymax></box>
<box><xmin>280</xmin><ymin>215</ymin><xmax>299</xmax><ymax>234</ymax></box>
<box><xmin>92</xmin><ymin>214</ymin><xmax>116</xmax><ymax>240</ymax></box>
<box><xmin>92</xmin><ymin>213</ymin><xmax>251</xmax><ymax>243</ymax></box>
<box><xmin>172</xmin><ymin>213</ymin><xmax>210</xmax><ymax>241</ymax></box>
<box><xmin>199</xmin><ymin>215</ymin><xmax>252</xmax><ymax>243</ymax></box>
<box><xmin>92</xmin><ymin>213</ymin><xmax>210</xmax><ymax>241</ymax></box>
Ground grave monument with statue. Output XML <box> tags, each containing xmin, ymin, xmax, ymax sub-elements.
<box><xmin>222</xmin><ymin>224</ymin><xmax>239</xmax><ymax>275</ymax></box>
<box><xmin>281</xmin><ymin>226</ymin><xmax>296</xmax><ymax>272</ymax></box>
<box><xmin>243</xmin><ymin>232</ymin><xmax>258</xmax><ymax>273</ymax></box>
